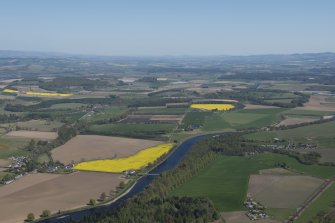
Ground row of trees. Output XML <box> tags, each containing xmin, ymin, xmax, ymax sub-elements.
<box><xmin>204</xmin><ymin>88</ymin><xmax>310</xmax><ymax>108</ymax></box>
<box><xmin>18</xmin><ymin>125</ymin><xmax>78</xmax><ymax>172</ymax></box>
<box><xmin>0</xmin><ymin>114</ymin><xmax>22</xmax><ymax>123</ymax></box>
<box><xmin>5</xmin><ymin>97</ymin><xmax>121</xmax><ymax>112</ymax></box>
<box><xmin>67</xmin><ymin>136</ymin><xmax>220</xmax><ymax>223</ymax></box>
<box><xmin>128</xmin><ymin>97</ymin><xmax>191</xmax><ymax>108</ymax></box>
<box><xmin>26</xmin><ymin>210</ymin><xmax>51</xmax><ymax>222</ymax></box>
<box><xmin>39</xmin><ymin>77</ymin><xmax>107</xmax><ymax>92</ymax></box>
<box><xmin>204</xmin><ymin>134</ymin><xmax>335</xmax><ymax>166</ymax></box>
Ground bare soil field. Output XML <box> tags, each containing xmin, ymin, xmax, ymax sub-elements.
<box><xmin>259</xmin><ymin>168</ymin><xmax>296</xmax><ymax>175</ymax></box>
<box><xmin>221</xmin><ymin>211</ymin><xmax>280</xmax><ymax>223</ymax></box>
<box><xmin>0</xmin><ymin>159</ymin><xmax>11</xmax><ymax>167</ymax></box>
<box><xmin>52</xmin><ymin>135</ymin><xmax>162</xmax><ymax>164</ymax></box>
<box><xmin>193</xmin><ymin>99</ymin><xmax>239</xmax><ymax>103</ymax></box>
<box><xmin>318</xmin><ymin>149</ymin><xmax>335</xmax><ymax>163</ymax></box>
<box><xmin>243</xmin><ymin>104</ymin><xmax>280</xmax><ymax>109</ymax></box>
<box><xmin>120</xmin><ymin>115</ymin><xmax>183</xmax><ymax>124</ymax></box>
<box><xmin>0</xmin><ymin>172</ymin><xmax>122</xmax><ymax>223</ymax></box>
<box><xmin>12</xmin><ymin>119</ymin><xmax>64</xmax><ymax>131</ymax></box>
<box><xmin>248</xmin><ymin>175</ymin><xmax>323</xmax><ymax>208</ymax></box>
<box><xmin>275</xmin><ymin>116</ymin><xmax>318</xmax><ymax>127</ymax></box>
<box><xmin>137</xmin><ymin>106</ymin><xmax>166</xmax><ymax>110</ymax></box>
<box><xmin>187</xmin><ymin>87</ymin><xmax>228</xmax><ymax>94</ymax></box>
<box><xmin>299</xmin><ymin>95</ymin><xmax>335</xmax><ymax>111</ymax></box>
<box><xmin>6</xmin><ymin>130</ymin><xmax>58</xmax><ymax>140</ymax></box>
<box><xmin>0</xmin><ymin>159</ymin><xmax>11</xmax><ymax>171</ymax></box>
<box><xmin>150</xmin><ymin>115</ymin><xmax>183</xmax><ymax>121</ymax></box>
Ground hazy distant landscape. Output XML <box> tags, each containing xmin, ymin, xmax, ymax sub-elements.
<box><xmin>0</xmin><ymin>50</ymin><xmax>334</xmax><ymax>223</ymax></box>
<box><xmin>1</xmin><ymin>0</ymin><xmax>335</xmax><ymax>222</ymax></box>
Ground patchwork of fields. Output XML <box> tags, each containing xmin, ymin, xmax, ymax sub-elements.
<box><xmin>1</xmin><ymin>74</ymin><xmax>335</xmax><ymax>223</ymax></box>
<box><xmin>172</xmin><ymin>153</ymin><xmax>335</xmax><ymax>212</ymax></box>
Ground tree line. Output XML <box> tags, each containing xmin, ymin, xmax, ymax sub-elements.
<box><xmin>67</xmin><ymin>135</ymin><xmax>220</xmax><ymax>223</ymax></box>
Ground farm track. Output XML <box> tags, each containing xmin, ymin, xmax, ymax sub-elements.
<box><xmin>289</xmin><ymin>177</ymin><xmax>335</xmax><ymax>222</ymax></box>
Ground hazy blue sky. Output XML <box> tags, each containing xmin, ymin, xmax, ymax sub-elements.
<box><xmin>0</xmin><ymin>0</ymin><xmax>334</xmax><ymax>55</ymax></box>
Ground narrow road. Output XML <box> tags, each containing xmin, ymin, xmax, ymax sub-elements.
<box><xmin>288</xmin><ymin>177</ymin><xmax>334</xmax><ymax>222</ymax></box>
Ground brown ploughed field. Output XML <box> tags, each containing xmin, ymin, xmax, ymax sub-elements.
<box><xmin>298</xmin><ymin>95</ymin><xmax>335</xmax><ymax>111</ymax></box>
<box><xmin>0</xmin><ymin>172</ymin><xmax>122</xmax><ymax>223</ymax></box>
<box><xmin>6</xmin><ymin>130</ymin><xmax>58</xmax><ymax>140</ymax></box>
<box><xmin>243</xmin><ymin>104</ymin><xmax>280</xmax><ymax>109</ymax></box>
<box><xmin>275</xmin><ymin>116</ymin><xmax>318</xmax><ymax>127</ymax></box>
<box><xmin>52</xmin><ymin>135</ymin><xmax>162</xmax><ymax>164</ymax></box>
<box><xmin>248</xmin><ymin>175</ymin><xmax>323</xmax><ymax>208</ymax></box>
<box><xmin>120</xmin><ymin>115</ymin><xmax>183</xmax><ymax>124</ymax></box>
<box><xmin>221</xmin><ymin>211</ymin><xmax>280</xmax><ymax>223</ymax></box>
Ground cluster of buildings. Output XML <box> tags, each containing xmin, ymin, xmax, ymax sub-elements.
<box><xmin>8</xmin><ymin>156</ymin><xmax>27</xmax><ymax>169</ymax></box>
<box><xmin>123</xmin><ymin>169</ymin><xmax>136</xmax><ymax>178</ymax></box>
<box><xmin>285</xmin><ymin>142</ymin><xmax>317</xmax><ymax>151</ymax></box>
<box><xmin>244</xmin><ymin>197</ymin><xmax>268</xmax><ymax>220</ymax></box>
<box><xmin>260</xmin><ymin>138</ymin><xmax>317</xmax><ymax>151</ymax></box>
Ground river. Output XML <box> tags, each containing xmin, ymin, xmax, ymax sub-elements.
<box><xmin>38</xmin><ymin>133</ymin><xmax>217</xmax><ymax>223</ymax></box>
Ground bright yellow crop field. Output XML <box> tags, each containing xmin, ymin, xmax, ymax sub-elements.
<box><xmin>25</xmin><ymin>91</ymin><xmax>72</xmax><ymax>97</ymax></box>
<box><xmin>190</xmin><ymin>103</ymin><xmax>235</xmax><ymax>111</ymax></box>
<box><xmin>73</xmin><ymin>143</ymin><xmax>175</xmax><ymax>173</ymax></box>
<box><xmin>3</xmin><ymin>89</ymin><xmax>19</xmax><ymax>93</ymax></box>
<box><xmin>2</xmin><ymin>89</ymin><xmax>72</xmax><ymax>97</ymax></box>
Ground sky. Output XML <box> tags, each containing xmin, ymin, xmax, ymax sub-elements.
<box><xmin>0</xmin><ymin>0</ymin><xmax>334</xmax><ymax>56</ymax></box>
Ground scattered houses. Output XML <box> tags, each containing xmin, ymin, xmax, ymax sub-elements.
<box><xmin>244</xmin><ymin>197</ymin><xmax>268</xmax><ymax>220</ymax></box>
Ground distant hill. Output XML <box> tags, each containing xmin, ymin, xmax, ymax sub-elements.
<box><xmin>0</xmin><ymin>50</ymin><xmax>334</xmax><ymax>60</ymax></box>
<box><xmin>0</xmin><ymin>50</ymin><xmax>334</xmax><ymax>81</ymax></box>
<box><xmin>0</xmin><ymin>50</ymin><xmax>71</xmax><ymax>58</ymax></box>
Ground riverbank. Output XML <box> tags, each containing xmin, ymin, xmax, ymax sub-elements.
<box><xmin>36</xmin><ymin>133</ymin><xmax>216</xmax><ymax>223</ymax></box>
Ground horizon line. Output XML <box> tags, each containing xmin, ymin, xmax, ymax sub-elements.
<box><xmin>0</xmin><ymin>49</ymin><xmax>335</xmax><ymax>58</ymax></box>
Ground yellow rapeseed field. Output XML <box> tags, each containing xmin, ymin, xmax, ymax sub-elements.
<box><xmin>190</xmin><ymin>103</ymin><xmax>235</xmax><ymax>111</ymax></box>
<box><xmin>3</xmin><ymin>89</ymin><xmax>19</xmax><ymax>93</ymax></box>
<box><xmin>25</xmin><ymin>91</ymin><xmax>72</xmax><ymax>97</ymax></box>
<box><xmin>2</xmin><ymin>89</ymin><xmax>72</xmax><ymax>97</ymax></box>
<box><xmin>73</xmin><ymin>143</ymin><xmax>175</xmax><ymax>173</ymax></box>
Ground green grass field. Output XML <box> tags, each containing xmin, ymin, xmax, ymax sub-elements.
<box><xmin>182</xmin><ymin>108</ymin><xmax>329</xmax><ymax>132</ymax></box>
<box><xmin>282</xmin><ymin>109</ymin><xmax>334</xmax><ymax>117</ymax></box>
<box><xmin>182</xmin><ymin>111</ymin><xmax>212</xmax><ymax>126</ymax></box>
<box><xmin>0</xmin><ymin>136</ymin><xmax>30</xmax><ymax>159</ymax></box>
<box><xmin>245</xmin><ymin>120</ymin><xmax>335</xmax><ymax>147</ymax></box>
<box><xmin>37</xmin><ymin>153</ymin><xmax>51</xmax><ymax>164</ymax></box>
<box><xmin>2</xmin><ymin>119</ymin><xmax>64</xmax><ymax>131</ymax></box>
<box><xmin>295</xmin><ymin>183</ymin><xmax>335</xmax><ymax>223</ymax></box>
<box><xmin>267</xmin><ymin>208</ymin><xmax>294</xmax><ymax>221</ymax></box>
<box><xmin>202</xmin><ymin>108</ymin><xmax>287</xmax><ymax>131</ymax></box>
<box><xmin>172</xmin><ymin>153</ymin><xmax>335</xmax><ymax>212</ymax></box>
<box><xmin>86</xmin><ymin>106</ymin><xmax>129</xmax><ymax>123</ymax></box>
